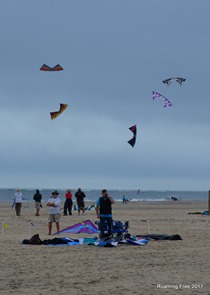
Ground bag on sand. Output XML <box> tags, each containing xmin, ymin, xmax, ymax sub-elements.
<box><xmin>22</xmin><ymin>234</ymin><xmax>42</xmax><ymax>245</ymax></box>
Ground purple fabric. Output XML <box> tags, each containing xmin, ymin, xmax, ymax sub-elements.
<box><xmin>55</xmin><ymin>220</ymin><xmax>99</xmax><ymax>235</ymax></box>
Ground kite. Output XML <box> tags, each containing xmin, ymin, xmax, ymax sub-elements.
<box><xmin>50</xmin><ymin>103</ymin><xmax>68</xmax><ymax>120</ymax></box>
<box><xmin>162</xmin><ymin>77</ymin><xmax>186</xmax><ymax>86</ymax></box>
<box><xmin>40</xmin><ymin>64</ymin><xmax>64</xmax><ymax>71</ymax></box>
<box><xmin>128</xmin><ymin>125</ymin><xmax>137</xmax><ymax>147</ymax></box>
<box><xmin>152</xmin><ymin>91</ymin><xmax>172</xmax><ymax>108</ymax></box>
<box><xmin>54</xmin><ymin>220</ymin><xmax>100</xmax><ymax>235</ymax></box>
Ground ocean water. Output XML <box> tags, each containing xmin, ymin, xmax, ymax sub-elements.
<box><xmin>0</xmin><ymin>188</ymin><xmax>208</xmax><ymax>203</ymax></box>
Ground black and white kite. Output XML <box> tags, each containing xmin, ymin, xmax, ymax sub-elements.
<box><xmin>162</xmin><ymin>77</ymin><xmax>186</xmax><ymax>86</ymax></box>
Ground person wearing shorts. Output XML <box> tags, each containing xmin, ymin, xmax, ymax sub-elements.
<box><xmin>47</xmin><ymin>190</ymin><xmax>61</xmax><ymax>235</ymax></box>
<box><xmin>75</xmin><ymin>188</ymin><xmax>86</xmax><ymax>215</ymax></box>
<box><xmin>33</xmin><ymin>189</ymin><xmax>42</xmax><ymax>216</ymax></box>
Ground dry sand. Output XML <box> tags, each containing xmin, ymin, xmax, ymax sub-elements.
<box><xmin>0</xmin><ymin>200</ymin><xmax>210</xmax><ymax>295</ymax></box>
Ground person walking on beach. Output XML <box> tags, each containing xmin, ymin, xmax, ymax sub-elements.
<box><xmin>33</xmin><ymin>189</ymin><xmax>42</xmax><ymax>216</ymax></box>
<box><xmin>96</xmin><ymin>189</ymin><xmax>115</xmax><ymax>238</ymax></box>
<box><xmin>75</xmin><ymin>188</ymin><xmax>86</xmax><ymax>215</ymax></box>
<box><xmin>63</xmin><ymin>189</ymin><xmax>73</xmax><ymax>216</ymax></box>
<box><xmin>47</xmin><ymin>190</ymin><xmax>61</xmax><ymax>235</ymax></box>
<box><xmin>122</xmin><ymin>194</ymin><xmax>129</xmax><ymax>204</ymax></box>
<box><xmin>14</xmin><ymin>189</ymin><xmax>23</xmax><ymax>216</ymax></box>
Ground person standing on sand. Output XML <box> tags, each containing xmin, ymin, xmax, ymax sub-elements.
<box><xmin>33</xmin><ymin>189</ymin><xmax>42</xmax><ymax>216</ymax></box>
<box><xmin>14</xmin><ymin>189</ymin><xmax>23</xmax><ymax>216</ymax></box>
<box><xmin>75</xmin><ymin>188</ymin><xmax>86</xmax><ymax>215</ymax></box>
<box><xmin>47</xmin><ymin>190</ymin><xmax>60</xmax><ymax>235</ymax></box>
<box><xmin>63</xmin><ymin>189</ymin><xmax>73</xmax><ymax>216</ymax></box>
<box><xmin>96</xmin><ymin>189</ymin><xmax>115</xmax><ymax>238</ymax></box>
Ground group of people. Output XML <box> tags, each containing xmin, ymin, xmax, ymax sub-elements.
<box><xmin>14</xmin><ymin>188</ymin><xmax>115</xmax><ymax>237</ymax></box>
<box><xmin>13</xmin><ymin>188</ymin><xmax>86</xmax><ymax>217</ymax></box>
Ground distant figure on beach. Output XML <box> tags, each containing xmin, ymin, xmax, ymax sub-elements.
<box><xmin>63</xmin><ymin>189</ymin><xmax>73</xmax><ymax>216</ymax></box>
<box><xmin>33</xmin><ymin>189</ymin><xmax>42</xmax><ymax>216</ymax></box>
<box><xmin>14</xmin><ymin>189</ymin><xmax>23</xmax><ymax>216</ymax></box>
<box><xmin>122</xmin><ymin>195</ymin><xmax>129</xmax><ymax>204</ymax></box>
<box><xmin>75</xmin><ymin>188</ymin><xmax>86</xmax><ymax>215</ymax></box>
<box><xmin>171</xmin><ymin>196</ymin><xmax>180</xmax><ymax>201</ymax></box>
<box><xmin>47</xmin><ymin>190</ymin><xmax>60</xmax><ymax>235</ymax></box>
<box><xmin>96</xmin><ymin>189</ymin><xmax>115</xmax><ymax>238</ymax></box>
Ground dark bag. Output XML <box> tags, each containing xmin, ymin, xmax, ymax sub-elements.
<box><xmin>22</xmin><ymin>234</ymin><xmax>42</xmax><ymax>245</ymax></box>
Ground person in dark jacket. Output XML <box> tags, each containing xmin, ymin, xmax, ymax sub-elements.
<box><xmin>33</xmin><ymin>189</ymin><xmax>42</xmax><ymax>216</ymax></box>
<box><xmin>96</xmin><ymin>189</ymin><xmax>115</xmax><ymax>238</ymax></box>
<box><xmin>75</xmin><ymin>188</ymin><xmax>86</xmax><ymax>215</ymax></box>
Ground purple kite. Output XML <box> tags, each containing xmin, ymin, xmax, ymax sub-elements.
<box><xmin>162</xmin><ymin>77</ymin><xmax>186</xmax><ymax>86</ymax></box>
<box><xmin>54</xmin><ymin>220</ymin><xmax>100</xmax><ymax>235</ymax></box>
<box><xmin>152</xmin><ymin>91</ymin><xmax>172</xmax><ymax>108</ymax></box>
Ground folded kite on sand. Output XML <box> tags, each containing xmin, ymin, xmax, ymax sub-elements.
<box><xmin>22</xmin><ymin>234</ymin><xmax>149</xmax><ymax>247</ymax></box>
<box><xmin>54</xmin><ymin>220</ymin><xmax>100</xmax><ymax>235</ymax></box>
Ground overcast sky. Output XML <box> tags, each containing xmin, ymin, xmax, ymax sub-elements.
<box><xmin>0</xmin><ymin>0</ymin><xmax>210</xmax><ymax>190</ymax></box>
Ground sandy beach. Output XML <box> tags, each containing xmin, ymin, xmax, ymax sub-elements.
<box><xmin>0</xmin><ymin>200</ymin><xmax>210</xmax><ymax>295</ymax></box>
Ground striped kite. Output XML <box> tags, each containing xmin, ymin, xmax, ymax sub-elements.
<box><xmin>50</xmin><ymin>103</ymin><xmax>68</xmax><ymax>120</ymax></box>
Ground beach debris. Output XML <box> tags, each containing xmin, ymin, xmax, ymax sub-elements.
<box><xmin>1</xmin><ymin>219</ymin><xmax>9</xmax><ymax>237</ymax></box>
<box><xmin>50</xmin><ymin>103</ymin><xmax>68</xmax><ymax>120</ymax></box>
<box><xmin>128</xmin><ymin>125</ymin><xmax>137</xmax><ymax>147</ymax></box>
<box><xmin>3</xmin><ymin>223</ymin><xmax>8</xmax><ymax>230</ymax></box>
<box><xmin>162</xmin><ymin>77</ymin><xmax>186</xmax><ymax>86</ymax></box>
<box><xmin>40</xmin><ymin>64</ymin><xmax>64</xmax><ymax>71</ymax></box>
<box><xmin>152</xmin><ymin>91</ymin><xmax>172</xmax><ymax>108</ymax></box>
<box><xmin>136</xmin><ymin>234</ymin><xmax>182</xmax><ymax>241</ymax></box>
<box><xmin>188</xmin><ymin>210</ymin><xmax>209</xmax><ymax>215</ymax></box>
<box><xmin>27</xmin><ymin>220</ymin><xmax>35</xmax><ymax>238</ymax></box>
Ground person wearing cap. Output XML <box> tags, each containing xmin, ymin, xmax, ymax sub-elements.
<box><xmin>63</xmin><ymin>189</ymin><xmax>73</xmax><ymax>216</ymax></box>
<box><xmin>47</xmin><ymin>190</ymin><xmax>61</xmax><ymax>235</ymax></box>
<box><xmin>96</xmin><ymin>189</ymin><xmax>115</xmax><ymax>238</ymax></box>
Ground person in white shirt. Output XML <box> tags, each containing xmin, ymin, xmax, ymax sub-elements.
<box><xmin>14</xmin><ymin>189</ymin><xmax>23</xmax><ymax>216</ymax></box>
<box><xmin>47</xmin><ymin>190</ymin><xmax>61</xmax><ymax>235</ymax></box>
